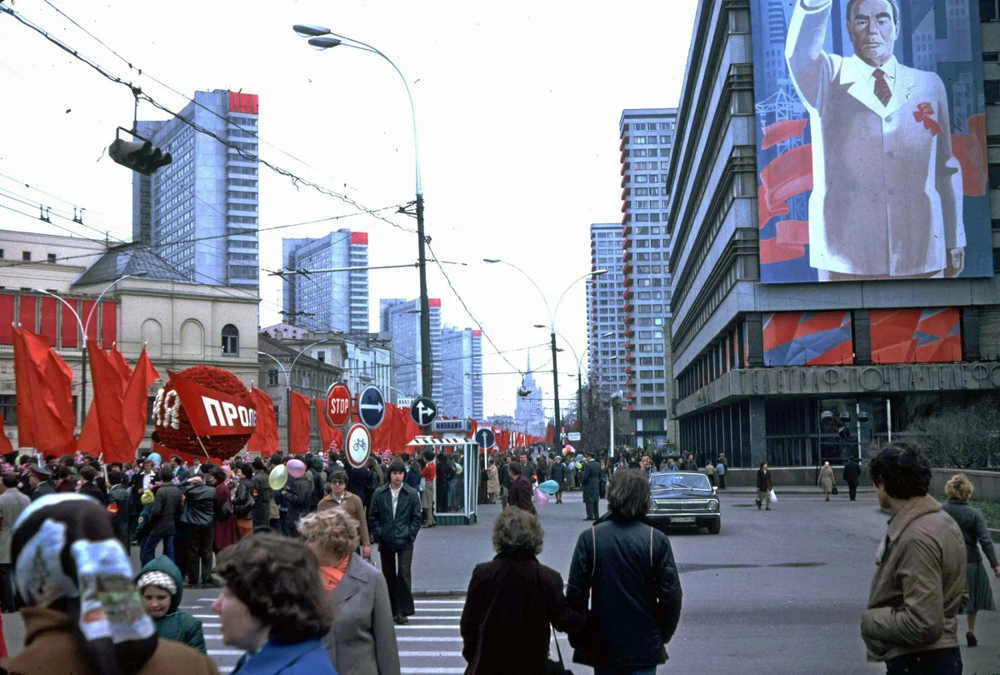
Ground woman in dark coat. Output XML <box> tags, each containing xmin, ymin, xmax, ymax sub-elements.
<box><xmin>436</xmin><ymin>453</ymin><xmax>454</xmax><ymax>514</ymax></box>
<box><xmin>549</xmin><ymin>456</ymin><xmax>568</xmax><ymax>505</ymax></box>
<box><xmin>755</xmin><ymin>461</ymin><xmax>773</xmax><ymax>511</ymax></box>
<box><xmin>209</xmin><ymin>468</ymin><xmax>237</xmax><ymax>554</ymax></box>
<box><xmin>942</xmin><ymin>474</ymin><xmax>999</xmax><ymax>647</ymax></box>
<box><xmin>461</xmin><ymin>508</ymin><xmax>584</xmax><ymax>674</ymax></box>
<box><xmin>566</xmin><ymin>469</ymin><xmax>682</xmax><ymax>672</ymax></box>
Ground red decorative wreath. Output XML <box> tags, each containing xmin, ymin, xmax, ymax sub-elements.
<box><xmin>151</xmin><ymin>365</ymin><xmax>253</xmax><ymax>460</ymax></box>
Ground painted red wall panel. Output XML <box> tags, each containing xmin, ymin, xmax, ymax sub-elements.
<box><xmin>870</xmin><ymin>308</ymin><xmax>962</xmax><ymax>364</ymax></box>
<box><xmin>101</xmin><ymin>302</ymin><xmax>117</xmax><ymax>348</ymax></box>
<box><xmin>0</xmin><ymin>295</ymin><xmax>13</xmax><ymax>344</ymax></box>
<box><xmin>18</xmin><ymin>296</ymin><xmax>36</xmax><ymax>333</ymax></box>
<box><xmin>350</xmin><ymin>232</ymin><xmax>368</xmax><ymax>245</ymax></box>
<box><xmin>40</xmin><ymin>297</ymin><xmax>57</xmax><ymax>344</ymax></box>
<box><xmin>81</xmin><ymin>300</ymin><xmax>97</xmax><ymax>343</ymax></box>
<box><xmin>61</xmin><ymin>302</ymin><xmax>78</xmax><ymax>348</ymax></box>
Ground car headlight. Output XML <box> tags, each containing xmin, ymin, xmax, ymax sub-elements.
<box><xmin>708</xmin><ymin>500</ymin><xmax>719</xmax><ymax>512</ymax></box>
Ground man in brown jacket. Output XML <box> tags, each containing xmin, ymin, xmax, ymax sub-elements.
<box><xmin>862</xmin><ymin>440</ymin><xmax>967</xmax><ymax>675</ymax></box>
<box><xmin>318</xmin><ymin>469</ymin><xmax>371</xmax><ymax>560</ymax></box>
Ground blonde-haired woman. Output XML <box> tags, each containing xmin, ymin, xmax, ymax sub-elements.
<box><xmin>817</xmin><ymin>461</ymin><xmax>835</xmax><ymax>501</ymax></box>
<box><xmin>299</xmin><ymin>509</ymin><xmax>400</xmax><ymax>675</ymax></box>
<box><xmin>942</xmin><ymin>473</ymin><xmax>999</xmax><ymax>647</ymax></box>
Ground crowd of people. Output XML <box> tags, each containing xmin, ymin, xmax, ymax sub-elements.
<box><xmin>0</xmin><ymin>439</ymin><xmax>993</xmax><ymax>674</ymax></box>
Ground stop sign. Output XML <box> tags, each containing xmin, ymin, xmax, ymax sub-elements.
<box><xmin>325</xmin><ymin>383</ymin><xmax>351</xmax><ymax>426</ymax></box>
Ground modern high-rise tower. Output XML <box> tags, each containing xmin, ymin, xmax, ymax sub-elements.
<box><xmin>588</xmin><ymin>223</ymin><xmax>627</xmax><ymax>396</ymax></box>
<box><xmin>380</xmin><ymin>297</ymin><xmax>443</xmax><ymax>403</ymax></box>
<box><xmin>282</xmin><ymin>230</ymin><xmax>369</xmax><ymax>332</ymax></box>
<box><xmin>440</xmin><ymin>326</ymin><xmax>483</xmax><ymax>420</ymax></box>
<box><xmin>133</xmin><ymin>89</ymin><xmax>260</xmax><ymax>291</ymax></box>
<box><xmin>620</xmin><ymin>108</ymin><xmax>677</xmax><ymax>450</ymax></box>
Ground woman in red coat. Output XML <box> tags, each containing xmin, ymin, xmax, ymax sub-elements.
<box><xmin>209</xmin><ymin>468</ymin><xmax>237</xmax><ymax>553</ymax></box>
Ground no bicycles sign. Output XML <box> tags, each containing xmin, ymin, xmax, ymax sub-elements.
<box><xmin>346</xmin><ymin>423</ymin><xmax>371</xmax><ymax>468</ymax></box>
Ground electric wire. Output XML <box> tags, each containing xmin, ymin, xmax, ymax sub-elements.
<box><xmin>0</xmin><ymin>5</ymin><xmax>416</xmax><ymax>236</ymax></box>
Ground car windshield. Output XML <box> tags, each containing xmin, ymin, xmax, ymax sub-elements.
<box><xmin>650</xmin><ymin>473</ymin><xmax>712</xmax><ymax>491</ymax></box>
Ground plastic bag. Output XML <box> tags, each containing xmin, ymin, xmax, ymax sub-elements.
<box><xmin>769</xmin><ymin>489</ymin><xmax>777</xmax><ymax>503</ymax></box>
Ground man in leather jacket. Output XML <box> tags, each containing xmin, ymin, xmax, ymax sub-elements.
<box><xmin>368</xmin><ymin>461</ymin><xmax>422</xmax><ymax>625</ymax></box>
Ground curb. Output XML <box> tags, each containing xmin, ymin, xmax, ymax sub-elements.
<box><xmin>991</xmin><ymin>528</ymin><xmax>1000</xmax><ymax>544</ymax></box>
<box><xmin>413</xmin><ymin>589</ymin><xmax>466</xmax><ymax>598</ymax></box>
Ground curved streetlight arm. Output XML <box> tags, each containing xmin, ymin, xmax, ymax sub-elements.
<box><xmin>34</xmin><ymin>289</ymin><xmax>84</xmax><ymax>338</ymax></box>
<box><xmin>487</xmin><ymin>259</ymin><xmax>553</xmax><ymax>326</ymax></box>
<box><xmin>553</xmin><ymin>270</ymin><xmax>602</xmax><ymax>332</ymax></box>
<box><xmin>257</xmin><ymin>351</ymin><xmax>289</xmax><ymax>388</ymax></box>
<box><xmin>288</xmin><ymin>339</ymin><xmax>331</xmax><ymax>390</ymax></box>
<box><xmin>84</xmin><ymin>275</ymin><xmax>136</xmax><ymax>336</ymax></box>
<box><xmin>553</xmin><ymin>330</ymin><xmax>585</xmax><ymax>372</ymax></box>
<box><xmin>327</xmin><ymin>32</ymin><xmax>422</xmax><ymax>195</ymax></box>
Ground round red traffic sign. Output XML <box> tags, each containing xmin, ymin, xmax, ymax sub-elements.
<box><xmin>325</xmin><ymin>383</ymin><xmax>352</xmax><ymax>427</ymax></box>
<box><xmin>346</xmin><ymin>423</ymin><xmax>371</xmax><ymax>468</ymax></box>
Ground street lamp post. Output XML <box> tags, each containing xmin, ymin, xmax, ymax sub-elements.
<box><xmin>484</xmin><ymin>258</ymin><xmax>606</xmax><ymax>453</ymax></box>
<box><xmin>293</xmin><ymin>24</ymin><xmax>432</xmax><ymax>401</ymax></box>
<box><xmin>35</xmin><ymin>273</ymin><xmax>146</xmax><ymax>426</ymax></box>
<box><xmin>258</xmin><ymin>339</ymin><xmax>328</xmax><ymax>449</ymax></box>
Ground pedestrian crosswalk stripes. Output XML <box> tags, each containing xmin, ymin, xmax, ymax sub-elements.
<box><xmin>198</xmin><ymin>590</ymin><xmax>472</xmax><ymax>674</ymax></box>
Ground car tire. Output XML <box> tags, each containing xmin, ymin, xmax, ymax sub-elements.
<box><xmin>707</xmin><ymin>519</ymin><xmax>721</xmax><ymax>535</ymax></box>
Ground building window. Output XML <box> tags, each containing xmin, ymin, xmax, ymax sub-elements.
<box><xmin>222</xmin><ymin>324</ymin><xmax>239</xmax><ymax>356</ymax></box>
<box><xmin>47</xmin><ymin>253</ymin><xmax>56</xmax><ymax>263</ymax></box>
<box><xmin>987</xmin><ymin>81</ymin><xmax>1000</xmax><ymax>105</ymax></box>
<box><xmin>21</xmin><ymin>252</ymin><xmax>30</xmax><ymax>262</ymax></box>
<box><xmin>267</xmin><ymin>369</ymin><xmax>279</xmax><ymax>386</ymax></box>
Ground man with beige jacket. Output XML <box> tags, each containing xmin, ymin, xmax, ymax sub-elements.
<box><xmin>862</xmin><ymin>440</ymin><xmax>967</xmax><ymax>674</ymax></box>
<box><xmin>318</xmin><ymin>469</ymin><xmax>372</xmax><ymax>560</ymax></box>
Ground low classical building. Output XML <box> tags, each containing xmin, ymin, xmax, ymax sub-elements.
<box><xmin>0</xmin><ymin>229</ymin><xmax>260</xmax><ymax>453</ymax></box>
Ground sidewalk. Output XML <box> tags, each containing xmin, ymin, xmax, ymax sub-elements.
<box><xmin>719</xmin><ymin>486</ymin><xmax>875</xmax><ymax>495</ymax></box>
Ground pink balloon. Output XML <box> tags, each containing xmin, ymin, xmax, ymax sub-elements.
<box><xmin>222</xmin><ymin>465</ymin><xmax>231</xmax><ymax>478</ymax></box>
<box><xmin>287</xmin><ymin>459</ymin><xmax>307</xmax><ymax>479</ymax></box>
<box><xmin>534</xmin><ymin>487</ymin><xmax>549</xmax><ymax>508</ymax></box>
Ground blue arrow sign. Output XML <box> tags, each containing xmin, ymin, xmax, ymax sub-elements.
<box><xmin>410</xmin><ymin>397</ymin><xmax>437</xmax><ymax>426</ymax></box>
<box><xmin>476</xmin><ymin>428</ymin><xmax>496</xmax><ymax>450</ymax></box>
<box><xmin>358</xmin><ymin>385</ymin><xmax>385</xmax><ymax>430</ymax></box>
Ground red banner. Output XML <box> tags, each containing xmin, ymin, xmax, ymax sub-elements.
<box><xmin>167</xmin><ymin>370</ymin><xmax>257</xmax><ymax>437</ymax></box>
<box><xmin>248</xmin><ymin>388</ymin><xmax>279</xmax><ymax>457</ymax></box>
<box><xmin>761</xmin><ymin>119</ymin><xmax>808</xmax><ymax>150</ymax></box>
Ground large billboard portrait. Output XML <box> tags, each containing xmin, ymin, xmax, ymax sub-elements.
<box><xmin>751</xmin><ymin>0</ymin><xmax>991</xmax><ymax>283</ymax></box>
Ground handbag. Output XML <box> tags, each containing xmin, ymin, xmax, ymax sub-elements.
<box><xmin>544</xmin><ymin>626</ymin><xmax>573</xmax><ymax>675</ymax></box>
<box><xmin>831</xmin><ymin>485</ymin><xmax>839</xmax><ymax>496</ymax></box>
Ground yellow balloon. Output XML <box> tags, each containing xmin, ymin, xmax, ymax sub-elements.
<box><xmin>268</xmin><ymin>465</ymin><xmax>289</xmax><ymax>490</ymax></box>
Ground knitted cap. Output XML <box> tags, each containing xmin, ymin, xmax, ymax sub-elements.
<box><xmin>136</xmin><ymin>570</ymin><xmax>178</xmax><ymax>596</ymax></box>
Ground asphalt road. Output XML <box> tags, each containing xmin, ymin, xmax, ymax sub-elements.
<box><xmin>2</xmin><ymin>489</ymin><xmax>997</xmax><ymax>675</ymax></box>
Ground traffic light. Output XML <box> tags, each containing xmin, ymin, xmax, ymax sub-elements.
<box><xmin>108</xmin><ymin>138</ymin><xmax>172</xmax><ymax>175</ymax></box>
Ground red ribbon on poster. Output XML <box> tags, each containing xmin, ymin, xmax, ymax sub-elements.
<box><xmin>167</xmin><ymin>370</ymin><xmax>257</xmax><ymax>436</ymax></box>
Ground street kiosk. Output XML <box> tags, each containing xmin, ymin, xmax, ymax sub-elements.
<box><xmin>408</xmin><ymin>434</ymin><xmax>480</xmax><ymax>526</ymax></box>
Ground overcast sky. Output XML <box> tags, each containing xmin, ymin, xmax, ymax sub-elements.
<box><xmin>0</xmin><ymin>0</ymin><xmax>697</xmax><ymax>418</ymax></box>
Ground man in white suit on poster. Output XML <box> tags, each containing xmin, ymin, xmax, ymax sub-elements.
<box><xmin>786</xmin><ymin>0</ymin><xmax>965</xmax><ymax>280</ymax></box>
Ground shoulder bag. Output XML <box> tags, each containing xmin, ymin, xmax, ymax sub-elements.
<box><xmin>545</xmin><ymin>625</ymin><xmax>573</xmax><ymax>675</ymax></box>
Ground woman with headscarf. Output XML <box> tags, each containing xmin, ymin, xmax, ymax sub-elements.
<box><xmin>818</xmin><ymin>461</ymin><xmax>835</xmax><ymax>502</ymax></box>
<box><xmin>1</xmin><ymin>494</ymin><xmax>218</xmax><ymax>675</ymax></box>
<box><xmin>213</xmin><ymin>533</ymin><xmax>336</xmax><ymax>674</ymax></box>
<box><xmin>209</xmin><ymin>468</ymin><xmax>237</xmax><ymax>554</ymax></box>
<box><xmin>942</xmin><ymin>473</ymin><xmax>1000</xmax><ymax>647</ymax></box>
<box><xmin>300</xmin><ymin>509</ymin><xmax>399</xmax><ymax>675</ymax></box>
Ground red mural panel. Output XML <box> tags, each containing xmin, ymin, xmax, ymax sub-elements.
<box><xmin>0</xmin><ymin>295</ymin><xmax>13</xmax><ymax>344</ymax></box>
<box><xmin>350</xmin><ymin>232</ymin><xmax>368</xmax><ymax>245</ymax></box>
<box><xmin>870</xmin><ymin>308</ymin><xmax>962</xmax><ymax>364</ymax></box>
<box><xmin>101</xmin><ymin>302</ymin><xmax>117</xmax><ymax>348</ymax></box>
<box><xmin>81</xmin><ymin>300</ymin><xmax>97</xmax><ymax>343</ymax></box>
<box><xmin>18</xmin><ymin>296</ymin><xmax>36</xmax><ymax>333</ymax></box>
<box><xmin>61</xmin><ymin>301</ymin><xmax>78</xmax><ymax>348</ymax></box>
<box><xmin>40</xmin><ymin>297</ymin><xmax>57</xmax><ymax>344</ymax></box>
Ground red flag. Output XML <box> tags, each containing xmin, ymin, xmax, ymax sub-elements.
<box><xmin>87</xmin><ymin>341</ymin><xmax>132</xmax><ymax>463</ymax></box>
<box><xmin>76</xmin><ymin>404</ymin><xmax>100</xmax><ymax>456</ymax></box>
<box><xmin>314</xmin><ymin>398</ymin><xmax>337</xmax><ymax>453</ymax></box>
<box><xmin>0</xmin><ymin>413</ymin><xmax>13</xmax><ymax>456</ymax></box>
<box><xmin>249</xmin><ymin>388</ymin><xmax>279</xmax><ymax>457</ymax></box>
<box><xmin>109</xmin><ymin>346</ymin><xmax>133</xmax><ymax>391</ymax></box>
<box><xmin>123</xmin><ymin>348</ymin><xmax>158</xmax><ymax>454</ymax></box>
<box><xmin>13</xmin><ymin>328</ymin><xmax>76</xmax><ymax>455</ymax></box>
<box><xmin>288</xmin><ymin>391</ymin><xmax>311</xmax><ymax>454</ymax></box>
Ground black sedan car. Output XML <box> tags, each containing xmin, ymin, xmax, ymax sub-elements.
<box><xmin>647</xmin><ymin>471</ymin><xmax>721</xmax><ymax>534</ymax></box>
